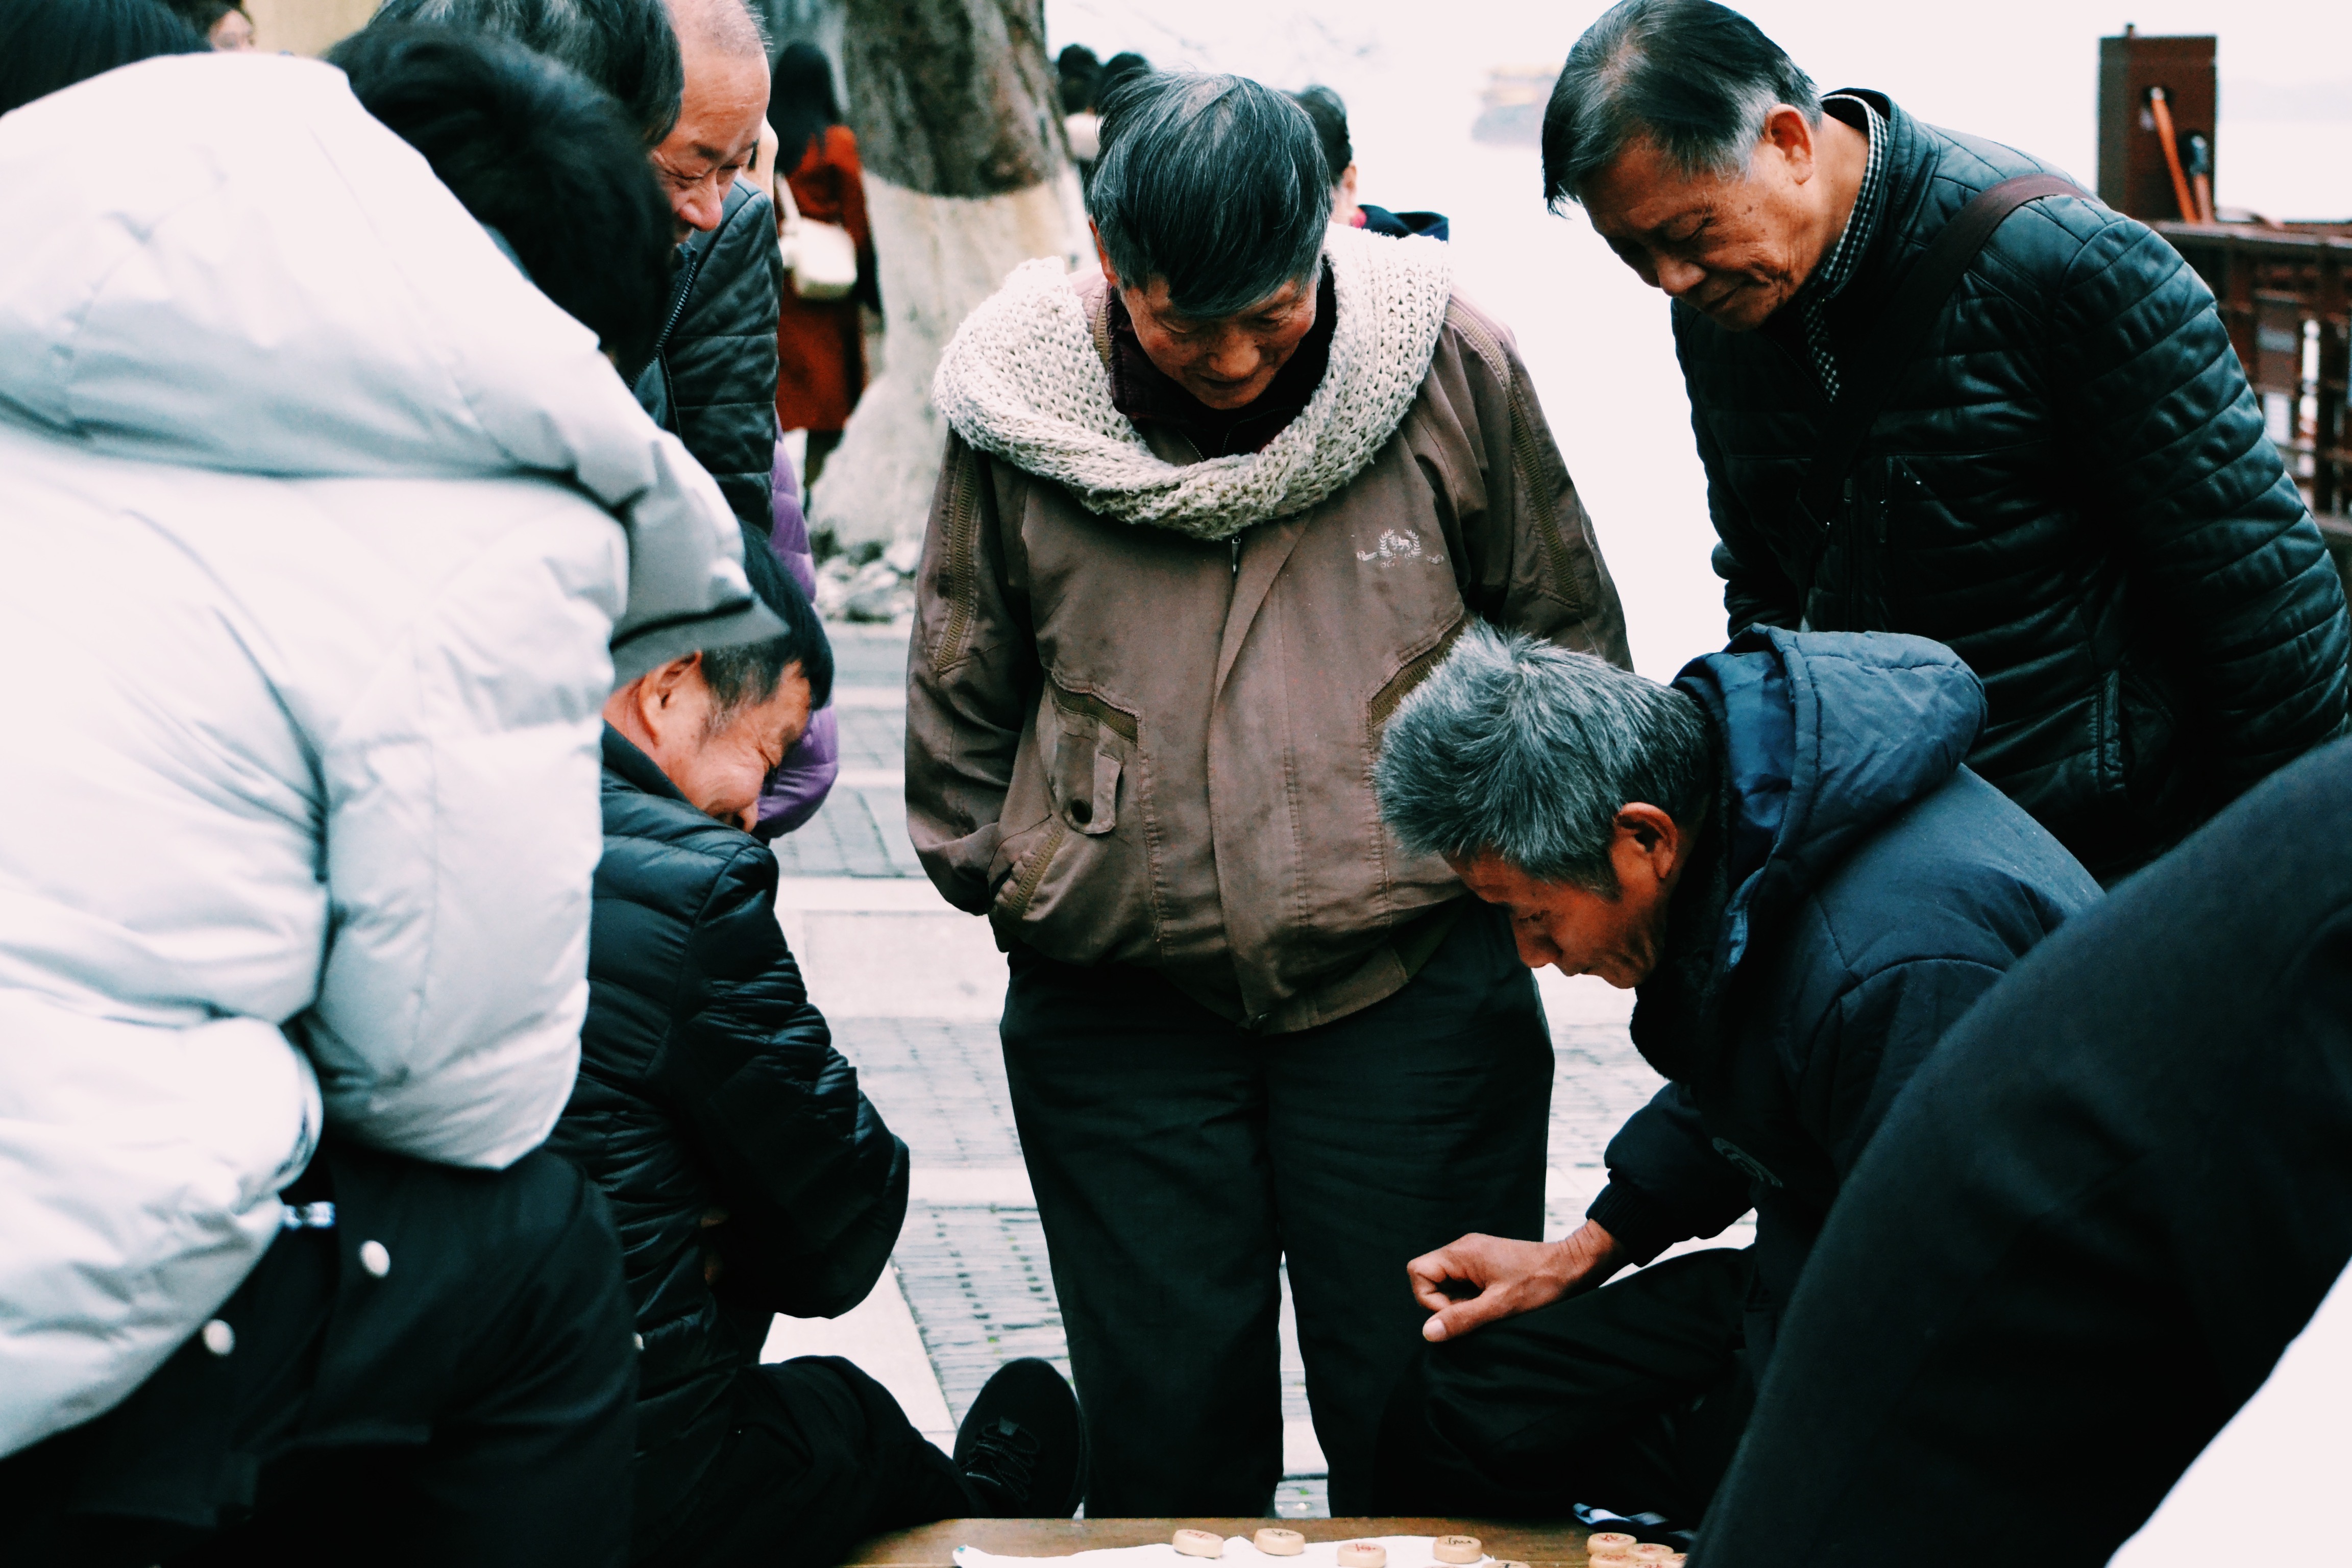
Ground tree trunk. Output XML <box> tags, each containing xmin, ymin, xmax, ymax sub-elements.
<box><xmin>808</xmin><ymin>0</ymin><xmax>1084</xmax><ymax>557</ymax></box>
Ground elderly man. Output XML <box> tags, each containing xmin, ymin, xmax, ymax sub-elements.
<box><xmin>1689</xmin><ymin>736</ymin><xmax>2352</xmax><ymax>1566</ymax></box>
<box><xmin>0</xmin><ymin>43</ymin><xmax>766</xmax><ymax>1564</ymax></box>
<box><xmin>911</xmin><ymin>72</ymin><xmax>1627</xmax><ymax>1511</ymax></box>
<box><xmin>370</xmin><ymin>0</ymin><xmax>782</xmax><ymax>543</ymax></box>
<box><xmin>549</xmin><ymin>548</ymin><xmax>1087</xmax><ymax>1566</ymax></box>
<box><xmin>1366</xmin><ymin>623</ymin><xmax>2099</xmax><ymax>1526</ymax></box>
<box><xmin>1546</xmin><ymin>0</ymin><xmax>2348</xmax><ymax>884</ymax></box>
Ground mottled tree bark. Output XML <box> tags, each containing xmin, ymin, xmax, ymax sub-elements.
<box><xmin>808</xmin><ymin>0</ymin><xmax>1083</xmax><ymax>555</ymax></box>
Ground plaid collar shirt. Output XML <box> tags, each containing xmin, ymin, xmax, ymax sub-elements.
<box><xmin>1797</xmin><ymin>94</ymin><xmax>1890</xmax><ymax>402</ymax></box>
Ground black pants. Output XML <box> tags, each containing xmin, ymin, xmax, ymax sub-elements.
<box><xmin>1690</xmin><ymin>739</ymin><xmax>2352</xmax><ymax>1566</ymax></box>
<box><xmin>642</xmin><ymin>1357</ymin><xmax>971</xmax><ymax>1568</ymax></box>
<box><xmin>1001</xmin><ymin>902</ymin><xmax>1555</xmax><ymax>1514</ymax></box>
<box><xmin>1376</xmin><ymin>1248</ymin><xmax>1756</xmax><ymax>1525</ymax></box>
<box><xmin>0</xmin><ymin>1142</ymin><xmax>637</xmax><ymax>1568</ymax></box>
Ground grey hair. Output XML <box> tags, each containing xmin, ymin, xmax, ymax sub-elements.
<box><xmin>1088</xmin><ymin>71</ymin><xmax>1331</xmax><ymax>320</ymax></box>
<box><xmin>365</xmin><ymin>0</ymin><xmax>684</xmax><ymax>146</ymax></box>
<box><xmin>1540</xmin><ymin>0</ymin><xmax>1819</xmax><ymax>209</ymax></box>
<box><xmin>1376</xmin><ymin>624</ymin><xmax>1717</xmax><ymax>893</ymax></box>
<box><xmin>666</xmin><ymin>0</ymin><xmax>766</xmax><ymax>60</ymax></box>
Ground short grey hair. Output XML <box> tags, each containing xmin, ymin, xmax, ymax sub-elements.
<box><xmin>1541</xmin><ymin>0</ymin><xmax>1819</xmax><ymax>208</ymax></box>
<box><xmin>366</xmin><ymin>0</ymin><xmax>684</xmax><ymax>146</ymax></box>
<box><xmin>1088</xmin><ymin>71</ymin><xmax>1331</xmax><ymax>320</ymax></box>
<box><xmin>1376</xmin><ymin>624</ymin><xmax>1717</xmax><ymax>893</ymax></box>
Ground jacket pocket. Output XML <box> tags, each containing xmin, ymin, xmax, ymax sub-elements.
<box><xmin>988</xmin><ymin>679</ymin><xmax>1157</xmax><ymax>961</ymax></box>
<box><xmin>1047</xmin><ymin>678</ymin><xmax>1135</xmax><ymax>836</ymax></box>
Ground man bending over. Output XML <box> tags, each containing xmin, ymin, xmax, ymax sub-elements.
<box><xmin>1368</xmin><ymin>624</ymin><xmax>2100</xmax><ymax>1526</ymax></box>
<box><xmin>555</xmin><ymin>548</ymin><xmax>1086</xmax><ymax>1567</ymax></box>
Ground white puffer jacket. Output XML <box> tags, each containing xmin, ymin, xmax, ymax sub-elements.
<box><xmin>0</xmin><ymin>54</ymin><xmax>761</xmax><ymax>1455</ymax></box>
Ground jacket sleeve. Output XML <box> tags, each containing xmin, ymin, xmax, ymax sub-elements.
<box><xmin>1675</xmin><ymin>307</ymin><xmax>1803</xmax><ymax>636</ymax></box>
<box><xmin>1585</xmin><ymin>1083</ymin><xmax>1756</xmax><ymax>1264</ymax></box>
<box><xmin>670</xmin><ymin>187</ymin><xmax>783</xmax><ymax>540</ymax></box>
<box><xmin>2045</xmin><ymin>213</ymin><xmax>2351</xmax><ymax>798</ymax></box>
<box><xmin>906</xmin><ymin>432</ymin><xmax>1041</xmax><ymax>914</ymax></box>
<box><xmin>1799</xmin><ymin>958</ymin><xmax>2012</xmax><ymax>1180</ymax></box>
<box><xmin>1444</xmin><ymin>303</ymin><xmax>1633</xmax><ymax>666</ymax></box>
<box><xmin>297</xmin><ymin>506</ymin><xmax>625</xmax><ymax>1168</ymax></box>
<box><xmin>659</xmin><ymin>840</ymin><xmax>911</xmax><ymax>1319</ymax></box>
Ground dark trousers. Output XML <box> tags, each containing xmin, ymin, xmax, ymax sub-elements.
<box><xmin>643</xmin><ymin>1356</ymin><xmax>971</xmax><ymax>1568</ymax></box>
<box><xmin>0</xmin><ymin>1142</ymin><xmax>637</xmax><ymax>1568</ymax></box>
<box><xmin>1375</xmin><ymin>1248</ymin><xmax>1756</xmax><ymax>1525</ymax></box>
<box><xmin>1000</xmin><ymin>902</ymin><xmax>1555</xmax><ymax>1515</ymax></box>
<box><xmin>1689</xmin><ymin>739</ymin><xmax>2352</xmax><ymax>1566</ymax></box>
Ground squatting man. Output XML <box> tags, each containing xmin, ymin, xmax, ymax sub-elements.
<box><xmin>1366</xmin><ymin>623</ymin><xmax>2102</xmax><ymax>1524</ymax></box>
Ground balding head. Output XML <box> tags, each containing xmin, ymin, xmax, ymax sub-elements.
<box><xmin>649</xmin><ymin>0</ymin><xmax>768</xmax><ymax>233</ymax></box>
<box><xmin>665</xmin><ymin>0</ymin><xmax>765</xmax><ymax>59</ymax></box>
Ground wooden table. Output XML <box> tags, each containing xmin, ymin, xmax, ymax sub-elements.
<box><xmin>847</xmin><ymin>1520</ymin><xmax>1602</xmax><ymax>1568</ymax></box>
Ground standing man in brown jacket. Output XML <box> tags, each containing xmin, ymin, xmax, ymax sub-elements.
<box><xmin>908</xmin><ymin>71</ymin><xmax>1628</xmax><ymax>1514</ymax></box>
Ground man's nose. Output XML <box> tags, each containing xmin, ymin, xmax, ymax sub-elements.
<box><xmin>673</xmin><ymin>180</ymin><xmax>724</xmax><ymax>234</ymax></box>
<box><xmin>1653</xmin><ymin>255</ymin><xmax>1706</xmax><ymax>297</ymax></box>
<box><xmin>1203</xmin><ymin>329</ymin><xmax>1258</xmax><ymax>379</ymax></box>
<box><xmin>1513</xmin><ymin>930</ymin><xmax>1555</xmax><ymax>970</ymax></box>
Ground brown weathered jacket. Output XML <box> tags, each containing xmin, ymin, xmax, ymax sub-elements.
<box><xmin>907</xmin><ymin>279</ymin><xmax>1629</xmax><ymax>1032</ymax></box>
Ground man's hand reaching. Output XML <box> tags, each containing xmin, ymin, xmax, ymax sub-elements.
<box><xmin>1407</xmin><ymin>1219</ymin><xmax>1627</xmax><ymax>1343</ymax></box>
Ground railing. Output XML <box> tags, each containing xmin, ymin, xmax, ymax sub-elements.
<box><xmin>2155</xmin><ymin>220</ymin><xmax>2352</xmax><ymax>583</ymax></box>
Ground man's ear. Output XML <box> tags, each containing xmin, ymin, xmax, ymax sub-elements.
<box><xmin>1090</xmin><ymin>221</ymin><xmax>1119</xmax><ymax>291</ymax></box>
<box><xmin>640</xmin><ymin>654</ymin><xmax>702</xmax><ymax>734</ymax></box>
<box><xmin>1615</xmin><ymin>802</ymin><xmax>1684</xmax><ymax>879</ymax></box>
<box><xmin>1760</xmin><ymin>102</ymin><xmax>1818</xmax><ymax>185</ymax></box>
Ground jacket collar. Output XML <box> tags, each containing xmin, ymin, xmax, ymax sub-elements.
<box><xmin>601</xmin><ymin>722</ymin><xmax>690</xmax><ymax>804</ymax></box>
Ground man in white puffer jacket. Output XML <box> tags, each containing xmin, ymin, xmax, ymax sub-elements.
<box><xmin>0</xmin><ymin>42</ymin><xmax>777</xmax><ymax>1563</ymax></box>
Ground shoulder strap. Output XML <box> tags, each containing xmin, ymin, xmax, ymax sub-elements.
<box><xmin>1794</xmin><ymin>173</ymin><xmax>2081</xmax><ymax>532</ymax></box>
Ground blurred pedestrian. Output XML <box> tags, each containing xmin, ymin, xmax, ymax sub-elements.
<box><xmin>166</xmin><ymin>0</ymin><xmax>254</xmax><ymax>49</ymax></box>
<box><xmin>1095</xmin><ymin>47</ymin><xmax>1148</xmax><ymax>100</ymax></box>
<box><xmin>913</xmin><ymin>69</ymin><xmax>1627</xmax><ymax>1514</ymax></box>
<box><xmin>769</xmin><ymin>39</ymin><xmax>868</xmax><ymax>492</ymax></box>
<box><xmin>1058</xmin><ymin>42</ymin><xmax>1101</xmax><ymax>174</ymax></box>
<box><xmin>1290</xmin><ymin>83</ymin><xmax>1450</xmax><ymax>239</ymax></box>
<box><xmin>0</xmin><ymin>38</ymin><xmax>771</xmax><ymax>1562</ymax></box>
<box><xmin>368</xmin><ymin>0</ymin><xmax>786</xmax><ymax>547</ymax></box>
<box><xmin>0</xmin><ymin>0</ymin><xmax>202</xmax><ymax>116</ymax></box>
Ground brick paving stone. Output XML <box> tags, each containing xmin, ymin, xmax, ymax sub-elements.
<box><xmin>893</xmin><ymin>1204</ymin><xmax>1073</xmax><ymax>1426</ymax></box>
<box><xmin>835</xmin><ymin>705</ymin><xmax>905</xmax><ymax>772</ymax></box>
<box><xmin>838</xmin><ymin>1018</ymin><xmax>1022</xmax><ymax>1169</ymax></box>
<box><xmin>830</xmin><ymin>626</ymin><xmax>913</xmax><ymax>688</ymax></box>
<box><xmin>771</xmin><ymin>786</ymin><xmax>913</xmax><ymax>878</ymax></box>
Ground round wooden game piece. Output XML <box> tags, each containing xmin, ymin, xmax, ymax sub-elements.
<box><xmin>1254</xmin><ymin>1530</ymin><xmax>1305</xmax><ymax>1557</ymax></box>
<box><xmin>1336</xmin><ymin>1544</ymin><xmax>1388</xmax><ymax>1568</ymax></box>
<box><xmin>1173</xmin><ymin>1531</ymin><xmax>1226</xmax><ymax>1559</ymax></box>
<box><xmin>1432</xmin><ymin>1537</ymin><xmax>1483</xmax><ymax>1565</ymax></box>
<box><xmin>1629</xmin><ymin>1549</ymin><xmax>1677</xmax><ymax>1563</ymax></box>
<box><xmin>1584</xmin><ymin>1534</ymin><xmax>1636</xmax><ymax>1560</ymax></box>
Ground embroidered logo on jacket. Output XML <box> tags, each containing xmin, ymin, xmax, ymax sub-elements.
<box><xmin>1357</xmin><ymin>528</ymin><xmax>1444</xmax><ymax>568</ymax></box>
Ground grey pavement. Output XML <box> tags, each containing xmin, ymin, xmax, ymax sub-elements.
<box><xmin>788</xmin><ymin>627</ymin><xmax>1702</xmax><ymax>1519</ymax></box>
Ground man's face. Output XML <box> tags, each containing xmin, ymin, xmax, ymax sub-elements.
<box><xmin>208</xmin><ymin>8</ymin><xmax>255</xmax><ymax>49</ymax></box>
<box><xmin>650</xmin><ymin>42</ymin><xmax>770</xmax><ymax>236</ymax></box>
<box><xmin>1448</xmin><ymin>805</ymin><xmax>1690</xmax><ymax>989</ymax></box>
<box><xmin>609</xmin><ymin>655</ymin><xmax>813</xmax><ymax>831</ymax></box>
<box><xmin>1095</xmin><ymin>228</ymin><xmax>1319</xmax><ymax>410</ymax></box>
<box><xmin>1580</xmin><ymin>108</ymin><xmax>1825</xmax><ymax>332</ymax></box>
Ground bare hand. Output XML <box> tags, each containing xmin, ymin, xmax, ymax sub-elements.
<box><xmin>1407</xmin><ymin>1220</ymin><xmax>1626</xmax><ymax>1343</ymax></box>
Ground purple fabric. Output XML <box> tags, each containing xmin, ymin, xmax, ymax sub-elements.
<box><xmin>752</xmin><ymin>433</ymin><xmax>840</xmax><ymax>841</ymax></box>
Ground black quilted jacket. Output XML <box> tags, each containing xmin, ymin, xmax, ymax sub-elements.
<box><xmin>548</xmin><ymin>726</ymin><xmax>909</xmax><ymax>1551</ymax></box>
<box><xmin>1676</xmin><ymin>91</ymin><xmax>2349</xmax><ymax>879</ymax></box>
<box><xmin>633</xmin><ymin>179</ymin><xmax>784</xmax><ymax>540</ymax></box>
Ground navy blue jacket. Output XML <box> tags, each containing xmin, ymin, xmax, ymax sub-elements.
<box><xmin>1585</xmin><ymin>629</ymin><xmax>2101</xmax><ymax>1366</ymax></box>
<box><xmin>549</xmin><ymin>726</ymin><xmax>909</xmax><ymax>1549</ymax></box>
<box><xmin>1675</xmin><ymin>92</ymin><xmax>2348</xmax><ymax>881</ymax></box>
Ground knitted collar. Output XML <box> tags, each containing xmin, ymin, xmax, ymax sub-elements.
<box><xmin>931</xmin><ymin>223</ymin><xmax>1454</xmax><ymax>540</ymax></box>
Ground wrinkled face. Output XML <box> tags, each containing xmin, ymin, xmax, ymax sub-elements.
<box><xmin>1448</xmin><ymin>807</ymin><xmax>1688</xmax><ymax>989</ymax></box>
<box><xmin>208</xmin><ymin>7</ymin><xmax>254</xmax><ymax>48</ymax></box>
<box><xmin>1580</xmin><ymin>112</ymin><xmax>1824</xmax><ymax>332</ymax></box>
<box><xmin>651</xmin><ymin>43</ymin><xmax>770</xmax><ymax>236</ymax></box>
<box><xmin>1095</xmin><ymin>228</ymin><xmax>1319</xmax><ymax>410</ymax></box>
<box><xmin>608</xmin><ymin>656</ymin><xmax>812</xmax><ymax>831</ymax></box>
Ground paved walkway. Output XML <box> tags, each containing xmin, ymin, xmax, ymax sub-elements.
<box><xmin>765</xmin><ymin>628</ymin><xmax>1751</xmax><ymax>1517</ymax></box>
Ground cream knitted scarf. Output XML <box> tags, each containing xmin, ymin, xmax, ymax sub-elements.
<box><xmin>930</xmin><ymin>224</ymin><xmax>1454</xmax><ymax>540</ymax></box>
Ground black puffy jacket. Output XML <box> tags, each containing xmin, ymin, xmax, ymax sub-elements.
<box><xmin>633</xmin><ymin>180</ymin><xmax>784</xmax><ymax>540</ymax></box>
<box><xmin>1585</xmin><ymin>629</ymin><xmax>2101</xmax><ymax>1369</ymax></box>
<box><xmin>1676</xmin><ymin>92</ymin><xmax>2349</xmax><ymax>880</ymax></box>
<box><xmin>548</xmin><ymin>726</ymin><xmax>909</xmax><ymax>1551</ymax></box>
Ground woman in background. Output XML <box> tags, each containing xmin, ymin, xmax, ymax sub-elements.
<box><xmin>769</xmin><ymin>40</ymin><xmax>869</xmax><ymax>491</ymax></box>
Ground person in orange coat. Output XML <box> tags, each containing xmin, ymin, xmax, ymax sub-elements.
<box><xmin>768</xmin><ymin>41</ymin><xmax>868</xmax><ymax>489</ymax></box>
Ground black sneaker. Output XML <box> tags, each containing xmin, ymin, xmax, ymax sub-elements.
<box><xmin>953</xmin><ymin>1358</ymin><xmax>1087</xmax><ymax>1517</ymax></box>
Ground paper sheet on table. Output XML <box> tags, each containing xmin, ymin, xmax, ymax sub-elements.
<box><xmin>955</xmin><ymin>1536</ymin><xmax>1494</xmax><ymax>1568</ymax></box>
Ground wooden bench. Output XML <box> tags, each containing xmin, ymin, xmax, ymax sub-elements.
<box><xmin>847</xmin><ymin>1520</ymin><xmax>1604</xmax><ymax>1568</ymax></box>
